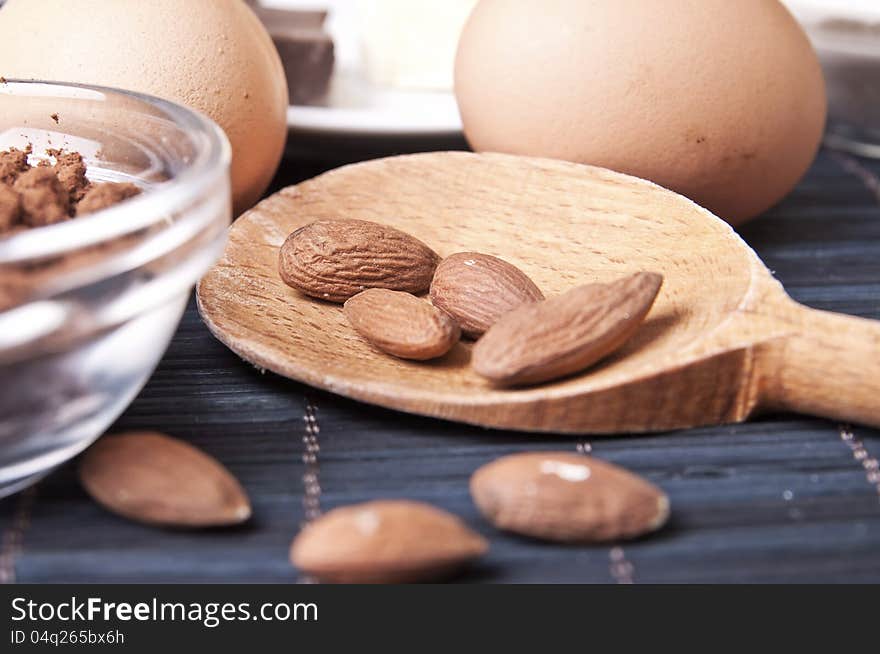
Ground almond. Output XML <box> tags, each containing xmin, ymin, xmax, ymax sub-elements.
<box><xmin>344</xmin><ymin>288</ymin><xmax>460</xmax><ymax>360</ymax></box>
<box><xmin>278</xmin><ymin>219</ymin><xmax>440</xmax><ymax>302</ymax></box>
<box><xmin>472</xmin><ymin>272</ymin><xmax>663</xmax><ymax>386</ymax></box>
<box><xmin>470</xmin><ymin>452</ymin><xmax>670</xmax><ymax>542</ymax></box>
<box><xmin>78</xmin><ymin>431</ymin><xmax>251</xmax><ymax>528</ymax></box>
<box><xmin>430</xmin><ymin>252</ymin><xmax>544</xmax><ymax>339</ymax></box>
<box><xmin>290</xmin><ymin>500</ymin><xmax>488</xmax><ymax>583</ymax></box>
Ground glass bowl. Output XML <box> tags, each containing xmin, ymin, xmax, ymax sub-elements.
<box><xmin>784</xmin><ymin>0</ymin><xmax>880</xmax><ymax>157</ymax></box>
<box><xmin>0</xmin><ymin>80</ymin><xmax>231</xmax><ymax>497</ymax></box>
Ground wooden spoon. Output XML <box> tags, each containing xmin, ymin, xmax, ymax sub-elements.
<box><xmin>197</xmin><ymin>152</ymin><xmax>880</xmax><ymax>434</ymax></box>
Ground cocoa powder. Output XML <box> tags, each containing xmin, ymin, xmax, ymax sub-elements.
<box><xmin>0</xmin><ymin>146</ymin><xmax>141</xmax><ymax>236</ymax></box>
<box><xmin>14</xmin><ymin>167</ymin><xmax>70</xmax><ymax>227</ymax></box>
<box><xmin>77</xmin><ymin>182</ymin><xmax>141</xmax><ymax>216</ymax></box>
<box><xmin>48</xmin><ymin>149</ymin><xmax>89</xmax><ymax>203</ymax></box>
<box><xmin>0</xmin><ymin>183</ymin><xmax>20</xmax><ymax>231</ymax></box>
<box><xmin>0</xmin><ymin>146</ymin><xmax>30</xmax><ymax>185</ymax></box>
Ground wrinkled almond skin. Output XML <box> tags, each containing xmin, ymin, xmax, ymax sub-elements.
<box><xmin>344</xmin><ymin>289</ymin><xmax>460</xmax><ymax>360</ymax></box>
<box><xmin>290</xmin><ymin>500</ymin><xmax>489</xmax><ymax>583</ymax></box>
<box><xmin>471</xmin><ymin>452</ymin><xmax>670</xmax><ymax>542</ymax></box>
<box><xmin>279</xmin><ymin>219</ymin><xmax>440</xmax><ymax>302</ymax></box>
<box><xmin>430</xmin><ymin>252</ymin><xmax>544</xmax><ymax>339</ymax></box>
<box><xmin>472</xmin><ymin>272</ymin><xmax>663</xmax><ymax>386</ymax></box>
<box><xmin>79</xmin><ymin>431</ymin><xmax>251</xmax><ymax>528</ymax></box>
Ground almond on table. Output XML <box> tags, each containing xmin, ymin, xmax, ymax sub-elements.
<box><xmin>470</xmin><ymin>452</ymin><xmax>670</xmax><ymax>543</ymax></box>
<box><xmin>290</xmin><ymin>500</ymin><xmax>488</xmax><ymax>583</ymax></box>
<box><xmin>472</xmin><ymin>272</ymin><xmax>663</xmax><ymax>387</ymax></box>
<box><xmin>78</xmin><ymin>431</ymin><xmax>251</xmax><ymax>529</ymax></box>
<box><xmin>278</xmin><ymin>218</ymin><xmax>440</xmax><ymax>302</ymax></box>
<box><xmin>430</xmin><ymin>252</ymin><xmax>544</xmax><ymax>339</ymax></box>
<box><xmin>344</xmin><ymin>288</ymin><xmax>460</xmax><ymax>360</ymax></box>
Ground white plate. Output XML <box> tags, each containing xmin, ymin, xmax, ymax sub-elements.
<box><xmin>288</xmin><ymin>71</ymin><xmax>462</xmax><ymax>137</ymax></box>
<box><xmin>782</xmin><ymin>0</ymin><xmax>880</xmax><ymax>23</ymax></box>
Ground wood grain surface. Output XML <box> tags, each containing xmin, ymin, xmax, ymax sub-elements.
<box><xmin>0</xmin><ymin>148</ymin><xmax>878</xmax><ymax>583</ymax></box>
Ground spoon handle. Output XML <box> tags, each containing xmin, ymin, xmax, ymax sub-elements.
<box><xmin>764</xmin><ymin>302</ymin><xmax>880</xmax><ymax>428</ymax></box>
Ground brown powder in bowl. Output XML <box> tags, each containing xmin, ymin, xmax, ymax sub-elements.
<box><xmin>0</xmin><ymin>183</ymin><xmax>20</xmax><ymax>230</ymax></box>
<box><xmin>48</xmin><ymin>149</ymin><xmax>89</xmax><ymax>203</ymax></box>
<box><xmin>77</xmin><ymin>182</ymin><xmax>141</xmax><ymax>216</ymax></box>
<box><xmin>0</xmin><ymin>146</ymin><xmax>31</xmax><ymax>185</ymax></box>
<box><xmin>0</xmin><ymin>147</ymin><xmax>142</xmax><ymax>236</ymax></box>
<box><xmin>13</xmin><ymin>167</ymin><xmax>70</xmax><ymax>227</ymax></box>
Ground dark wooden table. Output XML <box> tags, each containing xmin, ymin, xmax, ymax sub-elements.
<box><xmin>2</xmin><ymin>145</ymin><xmax>879</xmax><ymax>583</ymax></box>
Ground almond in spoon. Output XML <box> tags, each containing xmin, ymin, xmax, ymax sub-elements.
<box><xmin>472</xmin><ymin>272</ymin><xmax>663</xmax><ymax>386</ymax></box>
<box><xmin>78</xmin><ymin>431</ymin><xmax>251</xmax><ymax>528</ymax></box>
<box><xmin>344</xmin><ymin>288</ymin><xmax>460</xmax><ymax>360</ymax></box>
<box><xmin>430</xmin><ymin>252</ymin><xmax>544</xmax><ymax>339</ymax></box>
<box><xmin>278</xmin><ymin>218</ymin><xmax>440</xmax><ymax>302</ymax></box>
<box><xmin>290</xmin><ymin>500</ymin><xmax>488</xmax><ymax>583</ymax></box>
<box><xmin>470</xmin><ymin>452</ymin><xmax>669</xmax><ymax>542</ymax></box>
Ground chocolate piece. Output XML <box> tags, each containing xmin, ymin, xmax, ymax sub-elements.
<box><xmin>253</xmin><ymin>7</ymin><xmax>335</xmax><ymax>105</ymax></box>
<box><xmin>254</xmin><ymin>7</ymin><xmax>328</xmax><ymax>31</ymax></box>
<box><xmin>820</xmin><ymin>18</ymin><xmax>880</xmax><ymax>37</ymax></box>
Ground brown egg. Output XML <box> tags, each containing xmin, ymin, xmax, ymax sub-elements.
<box><xmin>455</xmin><ymin>0</ymin><xmax>826</xmax><ymax>225</ymax></box>
<box><xmin>0</xmin><ymin>0</ymin><xmax>288</xmax><ymax>215</ymax></box>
